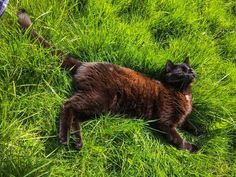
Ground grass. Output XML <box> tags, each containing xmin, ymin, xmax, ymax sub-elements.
<box><xmin>0</xmin><ymin>0</ymin><xmax>235</xmax><ymax>176</ymax></box>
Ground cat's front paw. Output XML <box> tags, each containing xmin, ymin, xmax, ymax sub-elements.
<box><xmin>182</xmin><ymin>142</ymin><xmax>200</xmax><ymax>153</ymax></box>
<box><xmin>189</xmin><ymin>144</ymin><xmax>200</xmax><ymax>153</ymax></box>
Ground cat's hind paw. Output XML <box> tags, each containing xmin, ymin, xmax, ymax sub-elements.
<box><xmin>74</xmin><ymin>141</ymin><xmax>83</xmax><ymax>150</ymax></box>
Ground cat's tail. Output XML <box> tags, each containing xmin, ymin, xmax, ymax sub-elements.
<box><xmin>17</xmin><ymin>9</ymin><xmax>82</xmax><ymax>74</ymax></box>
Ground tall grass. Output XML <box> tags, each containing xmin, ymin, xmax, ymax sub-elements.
<box><xmin>0</xmin><ymin>0</ymin><xmax>235</xmax><ymax>176</ymax></box>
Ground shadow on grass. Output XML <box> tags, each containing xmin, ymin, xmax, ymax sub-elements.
<box><xmin>44</xmin><ymin>137</ymin><xmax>61</xmax><ymax>156</ymax></box>
<box><xmin>44</xmin><ymin>98</ymin><xmax>234</xmax><ymax>159</ymax></box>
<box><xmin>150</xmin><ymin>17</ymin><xmax>194</xmax><ymax>49</ymax></box>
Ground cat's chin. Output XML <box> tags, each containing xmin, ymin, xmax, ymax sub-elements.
<box><xmin>184</xmin><ymin>75</ymin><xmax>195</xmax><ymax>84</ymax></box>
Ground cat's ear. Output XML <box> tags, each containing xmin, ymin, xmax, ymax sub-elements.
<box><xmin>165</xmin><ymin>60</ymin><xmax>174</xmax><ymax>72</ymax></box>
<box><xmin>183</xmin><ymin>57</ymin><xmax>190</xmax><ymax>66</ymax></box>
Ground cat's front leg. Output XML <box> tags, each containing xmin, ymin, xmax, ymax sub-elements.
<box><xmin>181</xmin><ymin>120</ymin><xmax>203</xmax><ymax>136</ymax></box>
<box><xmin>167</xmin><ymin>127</ymin><xmax>199</xmax><ymax>153</ymax></box>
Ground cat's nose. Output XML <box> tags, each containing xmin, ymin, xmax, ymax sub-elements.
<box><xmin>188</xmin><ymin>69</ymin><xmax>196</xmax><ymax>78</ymax></box>
<box><xmin>192</xmin><ymin>71</ymin><xmax>196</xmax><ymax>78</ymax></box>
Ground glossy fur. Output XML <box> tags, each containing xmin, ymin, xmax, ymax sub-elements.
<box><xmin>18</xmin><ymin>9</ymin><xmax>201</xmax><ymax>153</ymax></box>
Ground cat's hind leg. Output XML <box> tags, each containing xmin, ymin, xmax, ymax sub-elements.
<box><xmin>59</xmin><ymin>99</ymin><xmax>74</xmax><ymax>144</ymax></box>
<box><xmin>71</xmin><ymin>113</ymin><xmax>84</xmax><ymax>150</ymax></box>
<box><xmin>59</xmin><ymin>92</ymin><xmax>109</xmax><ymax>149</ymax></box>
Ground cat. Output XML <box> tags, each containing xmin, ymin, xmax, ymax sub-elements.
<box><xmin>17</xmin><ymin>9</ymin><xmax>201</xmax><ymax>153</ymax></box>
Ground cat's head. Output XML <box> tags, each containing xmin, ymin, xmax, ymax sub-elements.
<box><xmin>163</xmin><ymin>57</ymin><xmax>196</xmax><ymax>90</ymax></box>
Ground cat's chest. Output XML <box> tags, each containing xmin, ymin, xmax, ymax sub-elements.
<box><xmin>178</xmin><ymin>94</ymin><xmax>192</xmax><ymax>125</ymax></box>
<box><xmin>185</xmin><ymin>95</ymin><xmax>192</xmax><ymax>113</ymax></box>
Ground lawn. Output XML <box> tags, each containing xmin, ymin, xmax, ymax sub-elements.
<box><xmin>0</xmin><ymin>0</ymin><xmax>235</xmax><ymax>176</ymax></box>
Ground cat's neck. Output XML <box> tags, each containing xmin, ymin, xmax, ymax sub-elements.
<box><xmin>163</xmin><ymin>83</ymin><xmax>192</xmax><ymax>95</ymax></box>
<box><xmin>181</xmin><ymin>84</ymin><xmax>192</xmax><ymax>95</ymax></box>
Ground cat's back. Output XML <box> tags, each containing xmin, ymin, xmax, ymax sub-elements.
<box><xmin>75</xmin><ymin>62</ymin><xmax>143</xmax><ymax>79</ymax></box>
<box><xmin>73</xmin><ymin>62</ymin><xmax>160</xmax><ymax>92</ymax></box>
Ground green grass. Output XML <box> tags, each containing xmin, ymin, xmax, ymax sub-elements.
<box><xmin>0</xmin><ymin>0</ymin><xmax>236</xmax><ymax>176</ymax></box>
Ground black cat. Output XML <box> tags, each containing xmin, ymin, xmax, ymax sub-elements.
<box><xmin>17</xmin><ymin>9</ymin><xmax>201</xmax><ymax>152</ymax></box>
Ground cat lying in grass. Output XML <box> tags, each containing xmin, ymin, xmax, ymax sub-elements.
<box><xmin>17</xmin><ymin>9</ymin><xmax>201</xmax><ymax>153</ymax></box>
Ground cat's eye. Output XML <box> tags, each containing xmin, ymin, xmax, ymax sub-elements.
<box><xmin>181</xmin><ymin>67</ymin><xmax>188</xmax><ymax>72</ymax></box>
<box><xmin>188</xmin><ymin>68</ymin><xmax>193</xmax><ymax>73</ymax></box>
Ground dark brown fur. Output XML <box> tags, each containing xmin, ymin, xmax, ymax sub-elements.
<box><xmin>17</xmin><ymin>9</ymin><xmax>201</xmax><ymax>153</ymax></box>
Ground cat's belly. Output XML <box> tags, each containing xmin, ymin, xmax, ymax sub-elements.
<box><xmin>110</xmin><ymin>92</ymin><xmax>157</xmax><ymax>120</ymax></box>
